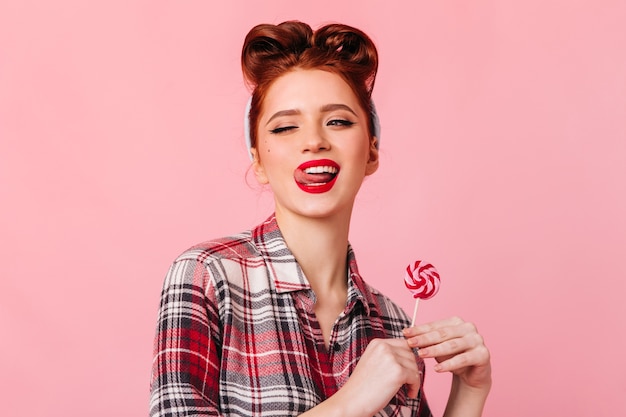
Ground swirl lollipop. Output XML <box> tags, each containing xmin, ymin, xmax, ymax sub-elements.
<box><xmin>404</xmin><ymin>260</ymin><xmax>441</xmax><ymax>326</ymax></box>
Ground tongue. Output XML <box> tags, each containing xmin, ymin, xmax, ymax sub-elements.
<box><xmin>294</xmin><ymin>169</ymin><xmax>335</xmax><ymax>185</ymax></box>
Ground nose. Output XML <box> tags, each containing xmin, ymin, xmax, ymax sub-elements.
<box><xmin>302</xmin><ymin>126</ymin><xmax>330</xmax><ymax>153</ymax></box>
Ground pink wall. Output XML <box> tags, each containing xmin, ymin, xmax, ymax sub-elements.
<box><xmin>1</xmin><ymin>1</ymin><xmax>624</xmax><ymax>415</ymax></box>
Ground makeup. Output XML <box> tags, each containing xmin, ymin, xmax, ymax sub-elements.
<box><xmin>294</xmin><ymin>159</ymin><xmax>340</xmax><ymax>194</ymax></box>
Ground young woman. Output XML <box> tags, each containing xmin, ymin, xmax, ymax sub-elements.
<box><xmin>150</xmin><ymin>21</ymin><xmax>491</xmax><ymax>417</ymax></box>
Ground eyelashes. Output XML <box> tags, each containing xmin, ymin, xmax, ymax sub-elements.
<box><xmin>269</xmin><ymin>126</ymin><xmax>297</xmax><ymax>134</ymax></box>
<box><xmin>327</xmin><ymin>119</ymin><xmax>354</xmax><ymax>127</ymax></box>
<box><xmin>269</xmin><ymin>119</ymin><xmax>355</xmax><ymax>135</ymax></box>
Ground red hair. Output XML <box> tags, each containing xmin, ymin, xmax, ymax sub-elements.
<box><xmin>241</xmin><ymin>21</ymin><xmax>379</xmax><ymax>150</ymax></box>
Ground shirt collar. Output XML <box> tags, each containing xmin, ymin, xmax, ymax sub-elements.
<box><xmin>251</xmin><ymin>214</ymin><xmax>371</xmax><ymax>316</ymax></box>
<box><xmin>346</xmin><ymin>246</ymin><xmax>372</xmax><ymax>316</ymax></box>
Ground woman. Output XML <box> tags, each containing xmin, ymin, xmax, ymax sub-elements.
<box><xmin>150</xmin><ymin>21</ymin><xmax>491</xmax><ymax>417</ymax></box>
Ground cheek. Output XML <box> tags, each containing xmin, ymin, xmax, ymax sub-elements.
<box><xmin>346</xmin><ymin>140</ymin><xmax>371</xmax><ymax>163</ymax></box>
<box><xmin>259</xmin><ymin>138</ymin><xmax>272</xmax><ymax>156</ymax></box>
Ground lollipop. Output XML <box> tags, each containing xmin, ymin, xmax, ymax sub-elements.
<box><xmin>404</xmin><ymin>260</ymin><xmax>441</xmax><ymax>326</ymax></box>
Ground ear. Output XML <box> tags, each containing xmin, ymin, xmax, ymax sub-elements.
<box><xmin>365</xmin><ymin>136</ymin><xmax>379</xmax><ymax>176</ymax></box>
<box><xmin>250</xmin><ymin>148</ymin><xmax>269</xmax><ymax>184</ymax></box>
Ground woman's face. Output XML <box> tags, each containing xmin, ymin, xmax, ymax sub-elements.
<box><xmin>252</xmin><ymin>69</ymin><xmax>379</xmax><ymax>221</ymax></box>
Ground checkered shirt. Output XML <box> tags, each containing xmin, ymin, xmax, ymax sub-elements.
<box><xmin>150</xmin><ymin>215</ymin><xmax>432</xmax><ymax>416</ymax></box>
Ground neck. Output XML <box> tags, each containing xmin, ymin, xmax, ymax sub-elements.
<box><xmin>275</xmin><ymin>209</ymin><xmax>352</xmax><ymax>294</ymax></box>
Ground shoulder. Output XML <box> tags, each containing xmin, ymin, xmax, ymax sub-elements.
<box><xmin>174</xmin><ymin>230</ymin><xmax>260</xmax><ymax>265</ymax></box>
<box><xmin>162</xmin><ymin>229</ymin><xmax>261</xmax><ymax>290</ymax></box>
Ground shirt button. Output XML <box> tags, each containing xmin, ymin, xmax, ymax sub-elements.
<box><xmin>333</xmin><ymin>342</ymin><xmax>341</xmax><ymax>352</ymax></box>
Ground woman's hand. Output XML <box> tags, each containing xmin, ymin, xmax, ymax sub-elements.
<box><xmin>310</xmin><ymin>338</ymin><xmax>421</xmax><ymax>417</ymax></box>
<box><xmin>403</xmin><ymin>317</ymin><xmax>491</xmax><ymax>392</ymax></box>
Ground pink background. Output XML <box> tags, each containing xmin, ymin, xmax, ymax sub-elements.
<box><xmin>1</xmin><ymin>1</ymin><xmax>625</xmax><ymax>415</ymax></box>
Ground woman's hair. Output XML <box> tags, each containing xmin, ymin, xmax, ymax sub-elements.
<box><xmin>241</xmin><ymin>21</ymin><xmax>379</xmax><ymax>150</ymax></box>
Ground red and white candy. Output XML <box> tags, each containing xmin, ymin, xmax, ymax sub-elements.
<box><xmin>404</xmin><ymin>260</ymin><xmax>440</xmax><ymax>300</ymax></box>
<box><xmin>404</xmin><ymin>260</ymin><xmax>440</xmax><ymax>326</ymax></box>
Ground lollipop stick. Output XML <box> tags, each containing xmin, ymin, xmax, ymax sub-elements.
<box><xmin>411</xmin><ymin>298</ymin><xmax>420</xmax><ymax>327</ymax></box>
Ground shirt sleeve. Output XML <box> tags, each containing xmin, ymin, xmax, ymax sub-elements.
<box><xmin>150</xmin><ymin>258</ymin><xmax>223</xmax><ymax>417</ymax></box>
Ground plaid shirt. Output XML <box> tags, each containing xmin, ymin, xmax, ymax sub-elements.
<box><xmin>150</xmin><ymin>215</ymin><xmax>432</xmax><ymax>417</ymax></box>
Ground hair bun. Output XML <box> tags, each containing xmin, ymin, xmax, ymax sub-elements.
<box><xmin>313</xmin><ymin>24</ymin><xmax>378</xmax><ymax>90</ymax></box>
<box><xmin>242</xmin><ymin>21</ymin><xmax>313</xmax><ymax>88</ymax></box>
<box><xmin>242</xmin><ymin>21</ymin><xmax>378</xmax><ymax>93</ymax></box>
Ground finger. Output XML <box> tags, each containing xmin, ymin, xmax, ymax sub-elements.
<box><xmin>433</xmin><ymin>344</ymin><xmax>491</xmax><ymax>373</ymax></box>
<box><xmin>396</xmin><ymin>350</ymin><xmax>420</xmax><ymax>372</ymax></box>
<box><xmin>366</xmin><ymin>339</ymin><xmax>419</xmax><ymax>370</ymax></box>
<box><xmin>403</xmin><ymin>316</ymin><xmax>465</xmax><ymax>337</ymax></box>
<box><xmin>417</xmin><ymin>332</ymin><xmax>483</xmax><ymax>359</ymax></box>
<box><xmin>380</xmin><ymin>340</ymin><xmax>423</xmax><ymax>400</ymax></box>
<box><xmin>374</xmin><ymin>339</ymin><xmax>421</xmax><ymax>376</ymax></box>
<box><xmin>406</xmin><ymin>321</ymin><xmax>478</xmax><ymax>349</ymax></box>
<box><xmin>367</xmin><ymin>337</ymin><xmax>414</xmax><ymax>353</ymax></box>
<box><xmin>406</xmin><ymin>370</ymin><xmax>423</xmax><ymax>399</ymax></box>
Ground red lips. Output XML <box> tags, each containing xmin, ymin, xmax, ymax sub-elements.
<box><xmin>294</xmin><ymin>159</ymin><xmax>340</xmax><ymax>194</ymax></box>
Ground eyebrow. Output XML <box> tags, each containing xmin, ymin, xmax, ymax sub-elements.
<box><xmin>266</xmin><ymin>109</ymin><xmax>301</xmax><ymax>125</ymax></box>
<box><xmin>265</xmin><ymin>103</ymin><xmax>358</xmax><ymax>126</ymax></box>
<box><xmin>320</xmin><ymin>103</ymin><xmax>358</xmax><ymax>116</ymax></box>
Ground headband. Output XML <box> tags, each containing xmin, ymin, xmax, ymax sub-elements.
<box><xmin>244</xmin><ymin>97</ymin><xmax>381</xmax><ymax>161</ymax></box>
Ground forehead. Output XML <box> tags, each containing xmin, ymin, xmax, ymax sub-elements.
<box><xmin>260</xmin><ymin>69</ymin><xmax>363</xmax><ymax>117</ymax></box>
